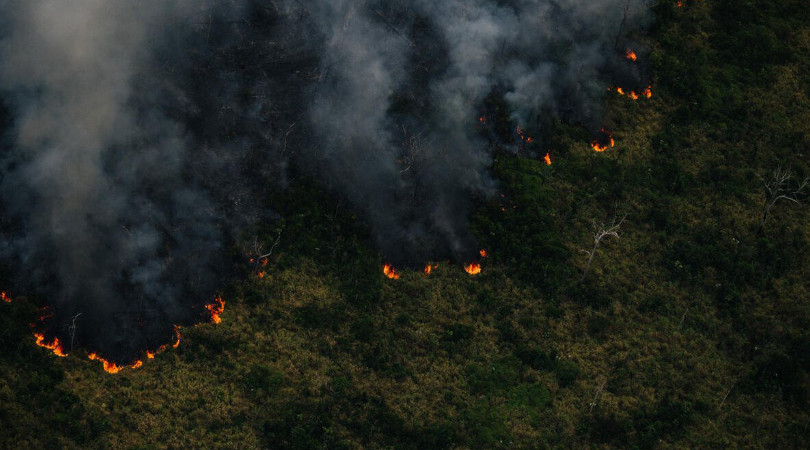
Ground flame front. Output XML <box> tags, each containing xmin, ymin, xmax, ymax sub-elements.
<box><xmin>543</xmin><ymin>153</ymin><xmax>552</xmax><ymax>165</ymax></box>
<box><xmin>87</xmin><ymin>352</ymin><xmax>123</xmax><ymax>374</ymax></box>
<box><xmin>130</xmin><ymin>360</ymin><xmax>143</xmax><ymax>369</ymax></box>
<box><xmin>464</xmin><ymin>263</ymin><xmax>482</xmax><ymax>275</ymax></box>
<box><xmin>383</xmin><ymin>264</ymin><xmax>400</xmax><ymax>280</ymax></box>
<box><xmin>206</xmin><ymin>296</ymin><xmax>225</xmax><ymax>324</ymax></box>
<box><xmin>146</xmin><ymin>350</ymin><xmax>155</xmax><ymax>359</ymax></box>
<box><xmin>33</xmin><ymin>332</ymin><xmax>68</xmax><ymax>357</ymax></box>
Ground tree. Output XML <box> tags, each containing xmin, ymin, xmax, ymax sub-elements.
<box><xmin>758</xmin><ymin>164</ymin><xmax>808</xmax><ymax>231</ymax></box>
<box><xmin>581</xmin><ymin>213</ymin><xmax>627</xmax><ymax>282</ymax></box>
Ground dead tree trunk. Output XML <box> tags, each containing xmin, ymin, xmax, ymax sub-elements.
<box><xmin>581</xmin><ymin>213</ymin><xmax>627</xmax><ymax>282</ymax></box>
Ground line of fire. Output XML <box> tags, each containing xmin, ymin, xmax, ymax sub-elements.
<box><xmin>8</xmin><ymin>40</ymin><xmax>654</xmax><ymax>374</ymax></box>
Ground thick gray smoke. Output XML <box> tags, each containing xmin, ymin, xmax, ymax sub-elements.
<box><xmin>0</xmin><ymin>0</ymin><xmax>650</xmax><ymax>361</ymax></box>
<box><xmin>303</xmin><ymin>0</ymin><xmax>651</xmax><ymax>264</ymax></box>
<box><xmin>0</xmin><ymin>1</ymin><xmax>255</xmax><ymax>360</ymax></box>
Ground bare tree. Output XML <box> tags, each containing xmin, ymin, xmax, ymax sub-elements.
<box><xmin>68</xmin><ymin>313</ymin><xmax>82</xmax><ymax>353</ymax></box>
<box><xmin>589</xmin><ymin>378</ymin><xmax>608</xmax><ymax>413</ymax></box>
<box><xmin>758</xmin><ymin>164</ymin><xmax>808</xmax><ymax>231</ymax></box>
<box><xmin>251</xmin><ymin>228</ymin><xmax>283</xmax><ymax>270</ymax></box>
<box><xmin>581</xmin><ymin>213</ymin><xmax>627</xmax><ymax>282</ymax></box>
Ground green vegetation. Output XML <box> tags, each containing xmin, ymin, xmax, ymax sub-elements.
<box><xmin>2</xmin><ymin>1</ymin><xmax>810</xmax><ymax>448</ymax></box>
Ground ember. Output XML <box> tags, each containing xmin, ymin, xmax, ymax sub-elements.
<box><xmin>1</xmin><ymin>292</ymin><xmax>9</xmax><ymax>303</ymax></box>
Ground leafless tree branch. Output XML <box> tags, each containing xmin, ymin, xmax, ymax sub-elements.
<box><xmin>758</xmin><ymin>164</ymin><xmax>808</xmax><ymax>230</ymax></box>
<box><xmin>581</xmin><ymin>213</ymin><xmax>627</xmax><ymax>282</ymax></box>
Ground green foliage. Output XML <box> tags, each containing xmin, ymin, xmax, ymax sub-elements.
<box><xmin>3</xmin><ymin>2</ymin><xmax>810</xmax><ymax>448</ymax></box>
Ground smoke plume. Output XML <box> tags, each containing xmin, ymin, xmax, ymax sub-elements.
<box><xmin>0</xmin><ymin>0</ymin><xmax>651</xmax><ymax>362</ymax></box>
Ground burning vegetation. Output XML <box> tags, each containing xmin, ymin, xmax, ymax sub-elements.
<box><xmin>206</xmin><ymin>296</ymin><xmax>225</xmax><ymax>324</ymax></box>
<box><xmin>1</xmin><ymin>292</ymin><xmax>10</xmax><ymax>303</ymax></box>
<box><xmin>591</xmin><ymin>129</ymin><xmax>616</xmax><ymax>152</ymax></box>
<box><xmin>464</xmin><ymin>263</ymin><xmax>482</xmax><ymax>275</ymax></box>
<box><xmin>614</xmin><ymin>85</ymin><xmax>652</xmax><ymax>100</ymax></box>
<box><xmin>28</xmin><ymin>294</ymin><xmax>225</xmax><ymax>373</ymax></box>
<box><xmin>383</xmin><ymin>264</ymin><xmax>400</xmax><ymax>280</ymax></box>
<box><xmin>33</xmin><ymin>333</ymin><xmax>68</xmax><ymax>358</ymax></box>
<box><xmin>424</xmin><ymin>263</ymin><xmax>438</xmax><ymax>276</ymax></box>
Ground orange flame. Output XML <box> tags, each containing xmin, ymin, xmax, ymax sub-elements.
<box><xmin>479</xmin><ymin>249</ymin><xmax>488</xmax><ymax>258</ymax></box>
<box><xmin>172</xmin><ymin>325</ymin><xmax>182</xmax><ymax>348</ymax></box>
<box><xmin>130</xmin><ymin>360</ymin><xmax>143</xmax><ymax>369</ymax></box>
<box><xmin>625</xmin><ymin>50</ymin><xmax>638</xmax><ymax>61</ymax></box>
<box><xmin>146</xmin><ymin>350</ymin><xmax>155</xmax><ymax>359</ymax></box>
<box><xmin>205</xmin><ymin>296</ymin><xmax>225</xmax><ymax>324</ymax></box>
<box><xmin>516</xmin><ymin>126</ymin><xmax>534</xmax><ymax>146</ymax></box>
<box><xmin>33</xmin><ymin>332</ymin><xmax>68</xmax><ymax>357</ymax></box>
<box><xmin>383</xmin><ymin>264</ymin><xmax>400</xmax><ymax>280</ymax></box>
<box><xmin>543</xmin><ymin>153</ymin><xmax>552</xmax><ymax>165</ymax></box>
<box><xmin>87</xmin><ymin>352</ymin><xmax>123</xmax><ymax>374</ymax></box>
<box><xmin>614</xmin><ymin>86</ymin><xmax>652</xmax><ymax>101</ymax></box>
<box><xmin>591</xmin><ymin>129</ymin><xmax>615</xmax><ymax>152</ymax></box>
<box><xmin>464</xmin><ymin>263</ymin><xmax>482</xmax><ymax>275</ymax></box>
<box><xmin>257</xmin><ymin>271</ymin><xmax>265</xmax><ymax>279</ymax></box>
<box><xmin>1</xmin><ymin>292</ymin><xmax>9</xmax><ymax>303</ymax></box>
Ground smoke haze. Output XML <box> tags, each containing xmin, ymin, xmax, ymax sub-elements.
<box><xmin>0</xmin><ymin>0</ymin><xmax>650</xmax><ymax>361</ymax></box>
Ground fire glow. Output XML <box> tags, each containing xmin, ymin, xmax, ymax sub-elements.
<box><xmin>614</xmin><ymin>86</ymin><xmax>652</xmax><ymax>100</ymax></box>
<box><xmin>625</xmin><ymin>50</ymin><xmax>638</xmax><ymax>61</ymax></box>
<box><xmin>33</xmin><ymin>332</ymin><xmax>68</xmax><ymax>357</ymax></box>
<box><xmin>591</xmin><ymin>129</ymin><xmax>615</xmax><ymax>152</ymax></box>
<box><xmin>31</xmin><ymin>295</ymin><xmax>225</xmax><ymax>373</ymax></box>
<box><xmin>88</xmin><ymin>352</ymin><xmax>123</xmax><ymax>374</ymax></box>
<box><xmin>172</xmin><ymin>325</ymin><xmax>182</xmax><ymax>349</ymax></box>
<box><xmin>1</xmin><ymin>292</ymin><xmax>9</xmax><ymax>303</ymax></box>
<box><xmin>516</xmin><ymin>126</ymin><xmax>534</xmax><ymax>144</ymax></box>
<box><xmin>424</xmin><ymin>263</ymin><xmax>438</xmax><ymax>276</ymax></box>
<box><xmin>544</xmin><ymin>153</ymin><xmax>552</xmax><ymax>165</ymax></box>
<box><xmin>464</xmin><ymin>263</ymin><xmax>482</xmax><ymax>275</ymax></box>
<box><xmin>206</xmin><ymin>296</ymin><xmax>225</xmax><ymax>324</ymax></box>
<box><xmin>383</xmin><ymin>264</ymin><xmax>400</xmax><ymax>279</ymax></box>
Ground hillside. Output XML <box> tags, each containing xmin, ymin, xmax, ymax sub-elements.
<box><xmin>2</xmin><ymin>1</ymin><xmax>810</xmax><ymax>448</ymax></box>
